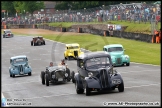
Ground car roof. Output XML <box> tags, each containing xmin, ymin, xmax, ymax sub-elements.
<box><xmin>10</xmin><ymin>55</ymin><xmax>27</xmax><ymax>60</ymax></box>
<box><xmin>104</xmin><ymin>44</ymin><xmax>123</xmax><ymax>48</ymax></box>
<box><xmin>78</xmin><ymin>51</ymin><xmax>111</xmax><ymax>60</ymax></box>
<box><xmin>66</xmin><ymin>43</ymin><xmax>79</xmax><ymax>47</ymax></box>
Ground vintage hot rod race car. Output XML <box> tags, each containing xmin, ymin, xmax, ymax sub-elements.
<box><xmin>41</xmin><ymin>65</ymin><xmax>72</xmax><ymax>86</ymax></box>
<box><xmin>3</xmin><ymin>29</ymin><xmax>14</xmax><ymax>38</ymax></box>
<box><xmin>31</xmin><ymin>36</ymin><xmax>45</xmax><ymax>46</ymax></box>
<box><xmin>72</xmin><ymin>51</ymin><xmax>124</xmax><ymax>96</ymax></box>
<box><xmin>64</xmin><ymin>43</ymin><xmax>84</xmax><ymax>60</ymax></box>
<box><xmin>103</xmin><ymin>44</ymin><xmax>130</xmax><ymax>66</ymax></box>
<box><xmin>9</xmin><ymin>55</ymin><xmax>32</xmax><ymax>78</ymax></box>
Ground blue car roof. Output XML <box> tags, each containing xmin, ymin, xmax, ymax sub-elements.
<box><xmin>10</xmin><ymin>55</ymin><xmax>27</xmax><ymax>60</ymax></box>
<box><xmin>104</xmin><ymin>44</ymin><xmax>123</xmax><ymax>48</ymax></box>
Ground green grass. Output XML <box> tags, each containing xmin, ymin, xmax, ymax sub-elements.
<box><xmin>12</xmin><ymin>32</ymin><xmax>161</xmax><ymax>65</ymax></box>
<box><xmin>44</xmin><ymin>21</ymin><xmax>161</xmax><ymax>34</ymax></box>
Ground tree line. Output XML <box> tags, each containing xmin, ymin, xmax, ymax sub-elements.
<box><xmin>54</xmin><ymin>1</ymin><xmax>155</xmax><ymax>10</ymax></box>
<box><xmin>1</xmin><ymin>1</ymin><xmax>44</xmax><ymax>17</ymax></box>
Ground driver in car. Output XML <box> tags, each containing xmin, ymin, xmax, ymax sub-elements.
<box><xmin>49</xmin><ymin>62</ymin><xmax>54</xmax><ymax>67</ymax></box>
<box><xmin>60</xmin><ymin>59</ymin><xmax>65</xmax><ymax>65</ymax></box>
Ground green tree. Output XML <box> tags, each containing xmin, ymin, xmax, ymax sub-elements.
<box><xmin>23</xmin><ymin>1</ymin><xmax>45</xmax><ymax>16</ymax></box>
<box><xmin>1</xmin><ymin>1</ymin><xmax>16</xmax><ymax>17</ymax></box>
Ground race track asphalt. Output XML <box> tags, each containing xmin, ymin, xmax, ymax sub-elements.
<box><xmin>1</xmin><ymin>35</ymin><xmax>161</xmax><ymax>107</ymax></box>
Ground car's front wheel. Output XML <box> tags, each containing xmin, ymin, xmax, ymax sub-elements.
<box><xmin>31</xmin><ymin>41</ymin><xmax>33</xmax><ymax>46</ymax></box>
<box><xmin>41</xmin><ymin>71</ymin><xmax>45</xmax><ymax>85</ymax></box>
<box><xmin>118</xmin><ymin>82</ymin><xmax>124</xmax><ymax>92</ymax></box>
<box><xmin>126</xmin><ymin>63</ymin><xmax>130</xmax><ymax>66</ymax></box>
<box><xmin>45</xmin><ymin>74</ymin><xmax>49</xmax><ymax>86</ymax></box>
<box><xmin>10</xmin><ymin>74</ymin><xmax>12</xmax><ymax>77</ymax></box>
<box><xmin>75</xmin><ymin>81</ymin><xmax>84</xmax><ymax>94</ymax></box>
<box><xmin>12</xmin><ymin>74</ymin><xmax>15</xmax><ymax>78</ymax></box>
<box><xmin>85</xmin><ymin>83</ymin><xmax>91</xmax><ymax>96</ymax></box>
<box><xmin>28</xmin><ymin>72</ymin><xmax>32</xmax><ymax>76</ymax></box>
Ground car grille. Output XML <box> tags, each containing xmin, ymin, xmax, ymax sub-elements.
<box><xmin>19</xmin><ymin>65</ymin><xmax>24</xmax><ymax>73</ymax></box>
<box><xmin>74</xmin><ymin>51</ymin><xmax>78</xmax><ymax>57</ymax></box>
<box><xmin>116</xmin><ymin>58</ymin><xmax>121</xmax><ymax>64</ymax></box>
<box><xmin>55</xmin><ymin>71</ymin><xmax>64</xmax><ymax>78</ymax></box>
<box><xmin>100</xmin><ymin>69</ymin><xmax>109</xmax><ymax>88</ymax></box>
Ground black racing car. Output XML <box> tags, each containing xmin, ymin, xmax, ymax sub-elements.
<box><xmin>71</xmin><ymin>51</ymin><xmax>124</xmax><ymax>96</ymax></box>
<box><xmin>41</xmin><ymin>65</ymin><xmax>72</xmax><ymax>86</ymax></box>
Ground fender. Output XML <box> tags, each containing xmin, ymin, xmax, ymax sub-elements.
<box><xmin>111</xmin><ymin>73</ymin><xmax>124</xmax><ymax>85</ymax></box>
<box><xmin>122</xmin><ymin>55</ymin><xmax>130</xmax><ymax>63</ymax></box>
<box><xmin>85</xmin><ymin>77</ymin><xmax>101</xmax><ymax>89</ymax></box>
<box><xmin>74</xmin><ymin>73</ymin><xmax>83</xmax><ymax>89</ymax></box>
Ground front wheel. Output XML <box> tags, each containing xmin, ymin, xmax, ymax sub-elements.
<box><xmin>28</xmin><ymin>72</ymin><xmax>32</xmax><ymax>76</ymax></box>
<box><xmin>126</xmin><ymin>63</ymin><xmax>130</xmax><ymax>66</ymax></box>
<box><xmin>31</xmin><ymin>41</ymin><xmax>33</xmax><ymax>46</ymax></box>
<box><xmin>75</xmin><ymin>81</ymin><xmax>84</xmax><ymax>94</ymax></box>
<box><xmin>45</xmin><ymin>74</ymin><xmax>49</xmax><ymax>86</ymax></box>
<box><xmin>85</xmin><ymin>83</ymin><xmax>90</xmax><ymax>96</ymax></box>
<box><xmin>41</xmin><ymin>71</ymin><xmax>45</xmax><ymax>85</ymax></box>
<box><xmin>118</xmin><ymin>82</ymin><xmax>124</xmax><ymax>92</ymax></box>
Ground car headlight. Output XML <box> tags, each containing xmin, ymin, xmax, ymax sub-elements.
<box><xmin>125</xmin><ymin>56</ymin><xmax>128</xmax><ymax>60</ymax></box>
<box><xmin>88</xmin><ymin>72</ymin><xmax>93</xmax><ymax>77</ymax></box>
<box><xmin>65</xmin><ymin>73</ymin><xmax>68</xmax><ymax>77</ymax></box>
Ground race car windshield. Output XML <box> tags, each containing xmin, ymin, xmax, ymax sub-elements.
<box><xmin>68</xmin><ymin>46</ymin><xmax>79</xmax><ymax>49</ymax></box>
<box><xmin>85</xmin><ymin>57</ymin><xmax>110</xmax><ymax>69</ymax></box>
<box><xmin>13</xmin><ymin>58</ymin><xmax>26</xmax><ymax>64</ymax></box>
<box><xmin>108</xmin><ymin>47</ymin><xmax>123</xmax><ymax>52</ymax></box>
<box><xmin>5</xmin><ymin>31</ymin><xmax>11</xmax><ymax>33</ymax></box>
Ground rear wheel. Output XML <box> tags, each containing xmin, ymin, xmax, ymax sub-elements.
<box><xmin>71</xmin><ymin>71</ymin><xmax>75</xmax><ymax>83</ymax></box>
<box><xmin>43</xmin><ymin>41</ymin><xmax>45</xmax><ymax>45</ymax></box>
<box><xmin>75</xmin><ymin>81</ymin><xmax>84</xmax><ymax>94</ymax></box>
<box><xmin>45</xmin><ymin>74</ymin><xmax>49</xmax><ymax>86</ymax></box>
<box><xmin>41</xmin><ymin>71</ymin><xmax>45</xmax><ymax>85</ymax></box>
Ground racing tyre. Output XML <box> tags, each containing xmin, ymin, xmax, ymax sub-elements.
<box><xmin>75</xmin><ymin>81</ymin><xmax>84</xmax><ymax>94</ymax></box>
<box><xmin>28</xmin><ymin>72</ymin><xmax>32</xmax><ymax>76</ymax></box>
<box><xmin>66</xmin><ymin>68</ymin><xmax>70</xmax><ymax>80</ymax></box>
<box><xmin>85</xmin><ymin>83</ymin><xmax>90</xmax><ymax>96</ymax></box>
<box><xmin>12</xmin><ymin>74</ymin><xmax>15</xmax><ymax>78</ymax></box>
<box><xmin>71</xmin><ymin>71</ymin><xmax>75</xmax><ymax>83</ymax></box>
<box><xmin>31</xmin><ymin>41</ymin><xmax>33</xmax><ymax>46</ymax></box>
<box><xmin>43</xmin><ymin>41</ymin><xmax>45</xmax><ymax>45</ymax></box>
<box><xmin>45</xmin><ymin>74</ymin><xmax>49</xmax><ymax>86</ymax></box>
<box><xmin>41</xmin><ymin>71</ymin><xmax>45</xmax><ymax>85</ymax></box>
<box><xmin>10</xmin><ymin>74</ymin><xmax>12</xmax><ymax>77</ymax></box>
<box><xmin>34</xmin><ymin>43</ymin><xmax>36</xmax><ymax>46</ymax></box>
<box><xmin>118</xmin><ymin>82</ymin><xmax>124</xmax><ymax>92</ymax></box>
<box><xmin>126</xmin><ymin>63</ymin><xmax>130</xmax><ymax>66</ymax></box>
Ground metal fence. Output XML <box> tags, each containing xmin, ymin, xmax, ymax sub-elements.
<box><xmin>2</xmin><ymin>3</ymin><xmax>161</xmax><ymax>25</ymax></box>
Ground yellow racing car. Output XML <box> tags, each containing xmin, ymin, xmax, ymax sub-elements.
<box><xmin>64</xmin><ymin>43</ymin><xmax>84</xmax><ymax>60</ymax></box>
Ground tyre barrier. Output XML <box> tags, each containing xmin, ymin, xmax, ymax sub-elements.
<box><xmin>103</xmin><ymin>30</ymin><xmax>109</xmax><ymax>37</ymax></box>
<box><xmin>78</xmin><ymin>28</ymin><xmax>82</xmax><ymax>33</ymax></box>
<box><xmin>61</xmin><ymin>27</ymin><xmax>66</xmax><ymax>32</ymax></box>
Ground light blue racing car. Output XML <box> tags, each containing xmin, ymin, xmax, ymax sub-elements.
<box><xmin>9</xmin><ymin>55</ymin><xmax>32</xmax><ymax>78</ymax></box>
